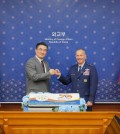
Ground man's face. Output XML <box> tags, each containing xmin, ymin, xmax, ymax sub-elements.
<box><xmin>35</xmin><ymin>45</ymin><xmax>48</xmax><ymax>59</ymax></box>
<box><xmin>75</xmin><ymin>50</ymin><xmax>86</xmax><ymax>65</ymax></box>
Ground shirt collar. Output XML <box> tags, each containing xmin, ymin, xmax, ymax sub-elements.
<box><xmin>35</xmin><ymin>55</ymin><xmax>43</xmax><ymax>62</ymax></box>
<box><xmin>78</xmin><ymin>62</ymin><xmax>85</xmax><ymax>69</ymax></box>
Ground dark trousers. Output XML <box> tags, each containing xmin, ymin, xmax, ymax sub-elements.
<box><xmin>83</xmin><ymin>96</ymin><xmax>93</xmax><ymax>111</ymax></box>
<box><xmin>86</xmin><ymin>106</ymin><xmax>92</xmax><ymax>111</ymax></box>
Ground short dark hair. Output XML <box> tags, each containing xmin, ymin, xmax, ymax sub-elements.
<box><xmin>36</xmin><ymin>42</ymin><xmax>48</xmax><ymax>50</ymax></box>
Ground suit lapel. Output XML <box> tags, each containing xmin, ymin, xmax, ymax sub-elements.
<box><xmin>34</xmin><ymin>57</ymin><xmax>44</xmax><ymax>72</ymax></box>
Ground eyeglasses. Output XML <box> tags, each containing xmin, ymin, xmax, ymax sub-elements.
<box><xmin>37</xmin><ymin>48</ymin><xmax>48</xmax><ymax>52</ymax></box>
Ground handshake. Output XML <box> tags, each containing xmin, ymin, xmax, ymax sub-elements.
<box><xmin>49</xmin><ymin>69</ymin><xmax>61</xmax><ymax>76</ymax></box>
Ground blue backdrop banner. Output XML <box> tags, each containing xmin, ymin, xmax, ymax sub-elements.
<box><xmin>0</xmin><ymin>0</ymin><xmax>120</xmax><ymax>102</ymax></box>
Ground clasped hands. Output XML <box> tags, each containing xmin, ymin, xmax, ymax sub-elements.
<box><xmin>49</xmin><ymin>69</ymin><xmax>61</xmax><ymax>76</ymax></box>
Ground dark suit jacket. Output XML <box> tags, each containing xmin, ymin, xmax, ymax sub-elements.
<box><xmin>58</xmin><ymin>62</ymin><xmax>98</xmax><ymax>103</ymax></box>
<box><xmin>26</xmin><ymin>56</ymin><xmax>51</xmax><ymax>94</ymax></box>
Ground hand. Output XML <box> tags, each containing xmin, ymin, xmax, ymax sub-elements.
<box><xmin>86</xmin><ymin>101</ymin><xmax>93</xmax><ymax>107</ymax></box>
<box><xmin>49</xmin><ymin>69</ymin><xmax>55</xmax><ymax>75</ymax></box>
<box><xmin>55</xmin><ymin>69</ymin><xmax>61</xmax><ymax>76</ymax></box>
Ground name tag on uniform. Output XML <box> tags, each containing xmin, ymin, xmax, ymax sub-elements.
<box><xmin>71</xmin><ymin>74</ymin><xmax>75</xmax><ymax>75</ymax></box>
<box><xmin>83</xmin><ymin>69</ymin><xmax>90</xmax><ymax>76</ymax></box>
<box><xmin>84</xmin><ymin>79</ymin><xmax>87</xmax><ymax>82</ymax></box>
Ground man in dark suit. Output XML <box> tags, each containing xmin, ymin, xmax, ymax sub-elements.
<box><xmin>26</xmin><ymin>42</ymin><xmax>55</xmax><ymax>94</ymax></box>
<box><xmin>55</xmin><ymin>49</ymin><xmax>98</xmax><ymax>111</ymax></box>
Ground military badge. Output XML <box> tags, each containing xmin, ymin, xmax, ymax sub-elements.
<box><xmin>84</xmin><ymin>79</ymin><xmax>87</xmax><ymax>82</ymax></box>
<box><xmin>83</xmin><ymin>69</ymin><xmax>90</xmax><ymax>76</ymax></box>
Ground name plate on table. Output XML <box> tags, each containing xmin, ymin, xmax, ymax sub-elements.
<box><xmin>28</xmin><ymin>93</ymin><xmax>80</xmax><ymax>107</ymax></box>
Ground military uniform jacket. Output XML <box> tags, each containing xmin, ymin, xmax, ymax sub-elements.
<box><xmin>58</xmin><ymin>62</ymin><xmax>98</xmax><ymax>102</ymax></box>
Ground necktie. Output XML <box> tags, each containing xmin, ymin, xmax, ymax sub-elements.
<box><xmin>78</xmin><ymin>66</ymin><xmax>81</xmax><ymax>72</ymax></box>
<box><xmin>41</xmin><ymin>60</ymin><xmax>45</xmax><ymax>73</ymax></box>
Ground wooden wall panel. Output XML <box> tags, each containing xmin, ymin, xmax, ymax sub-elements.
<box><xmin>0</xmin><ymin>112</ymin><xmax>119</xmax><ymax>134</ymax></box>
<box><xmin>5</xmin><ymin>127</ymin><xmax>102</xmax><ymax>134</ymax></box>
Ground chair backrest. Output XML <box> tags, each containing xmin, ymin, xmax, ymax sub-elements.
<box><xmin>115</xmin><ymin>115</ymin><xmax>120</xmax><ymax>124</ymax></box>
<box><xmin>104</xmin><ymin>115</ymin><xmax>120</xmax><ymax>134</ymax></box>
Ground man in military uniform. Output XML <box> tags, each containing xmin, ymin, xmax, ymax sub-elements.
<box><xmin>55</xmin><ymin>49</ymin><xmax>98</xmax><ymax>111</ymax></box>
